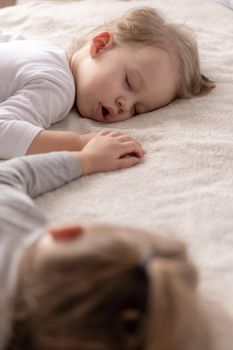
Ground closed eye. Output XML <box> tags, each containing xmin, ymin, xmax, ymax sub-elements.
<box><xmin>125</xmin><ymin>74</ymin><xmax>131</xmax><ymax>90</ymax></box>
<box><xmin>125</xmin><ymin>74</ymin><xmax>137</xmax><ymax>116</ymax></box>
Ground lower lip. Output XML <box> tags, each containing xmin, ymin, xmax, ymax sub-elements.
<box><xmin>95</xmin><ymin>103</ymin><xmax>105</xmax><ymax>122</ymax></box>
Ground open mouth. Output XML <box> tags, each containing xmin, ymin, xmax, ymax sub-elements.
<box><xmin>96</xmin><ymin>103</ymin><xmax>114</xmax><ymax>122</ymax></box>
<box><xmin>101</xmin><ymin>106</ymin><xmax>109</xmax><ymax>118</ymax></box>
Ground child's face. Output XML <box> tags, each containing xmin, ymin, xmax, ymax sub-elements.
<box><xmin>70</xmin><ymin>32</ymin><xmax>178</xmax><ymax>123</ymax></box>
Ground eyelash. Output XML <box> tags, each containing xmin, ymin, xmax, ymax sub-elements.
<box><xmin>125</xmin><ymin>74</ymin><xmax>131</xmax><ymax>90</ymax></box>
<box><xmin>125</xmin><ymin>74</ymin><xmax>137</xmax><ymax>116</ymax></box>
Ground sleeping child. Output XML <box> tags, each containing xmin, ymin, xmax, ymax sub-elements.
<box><xmin>0</xmin><ymin>139</ymin><xmax>212</xmax><ymax>350</ymax></box>
<box><xmin>0</xmin><ymin>6</ymin><xmax>215</xmax><ymax>159</ymax></box>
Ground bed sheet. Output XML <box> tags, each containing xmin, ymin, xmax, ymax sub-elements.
<box><xmin>1</xmin><ymin>0</ymin><xmax>233</xmax><ymax>346</ymax></box>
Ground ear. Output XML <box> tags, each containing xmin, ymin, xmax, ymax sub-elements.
<box><xmin>48</xmin><ymin>225</ymin><xmax>83</xmax><ymax>241</ymax></box>
<box><xmin>90</xmin><ymin>31</ymin><xmax>114</xmax><ymax>58</ymax></box>
<box><xmin>118</xmin><ymin>309</ymin><xmax>144</xmax><ymax>348</ymax></box>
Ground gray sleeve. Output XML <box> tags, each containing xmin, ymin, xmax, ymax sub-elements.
<box><xmin>0</xmin><ymin>151</ymin><xmax>81</xmax><ymax>198</ymax></box>
<box><xmin>0</xmin><ymin>151</ymin><xmax>81</xmax><ymax>350</ymax></box>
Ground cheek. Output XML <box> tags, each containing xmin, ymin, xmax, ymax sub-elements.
<box><xmin>78</xmin><ymin>72</ymin><xmax>107</xmax><ymax>102</ymax></box>
<box><xmin>90</xmin><ymin>70</ymin><xmax>112</xmax><ymax>91</ymax></box>
<box><xmin>77</xmin><ymin>63</ymin><xmax>122</xmax><ymax>109</ymax></box>
<box><xmin>92</xmin><ymin>62</ymin><xmax>120</xmax><ymax>88</ymax></box>
<box><xmin>77</xmin><ymin>60</ymin><xmax>99</xmax><ymax>92</ymax></box>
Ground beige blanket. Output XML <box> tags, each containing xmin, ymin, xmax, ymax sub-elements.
<box><xmin>1</xmin><ymin>0</ymin><xmax>233</xmax><ymax>346</ymax></box>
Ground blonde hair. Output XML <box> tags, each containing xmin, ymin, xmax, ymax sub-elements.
<box><xmin>70</xmin><ymin>7</ymin><xmax>215</xmax><ymax>100</ymax></box>
<box><xmin>9</xmin><ymin>225</ymin><xmax>212</xmax><ymax>350</ymax></box>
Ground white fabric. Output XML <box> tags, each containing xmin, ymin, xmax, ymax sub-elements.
<box><xmin>213</xmin><ymin>0</ymin><xmax>233</xmax><ymax>9</ymax></box>
<box><xmin>1</xmin><ymin>0</ymin><xmax>233</xmax><ymax>348</ymax></box>
<box><xmin>0</xmin><ymin>39</ymin><xmax>75</xmax><ymax>159</ymax></box>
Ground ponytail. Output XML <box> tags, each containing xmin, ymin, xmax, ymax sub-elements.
<box><xmin>145</xmin><ymin>258</ymin><xmax>212</xmax><ymax>350</ymax></box>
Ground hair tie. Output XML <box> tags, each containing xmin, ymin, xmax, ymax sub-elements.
<box><xmin>138</xmin><ymin>255</ymin><xmax>155</xmax><ymax>270</ymax></box>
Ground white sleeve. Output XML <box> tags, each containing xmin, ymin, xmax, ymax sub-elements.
<box><xmin>0</xmin><ymin>119</ymin><xmax>42</xmax><ymax>159</ymax></box>
<box><xmin>0</xmin><ymin>77</ymin><xmax>74</xmax><ymax>160</ymax></box>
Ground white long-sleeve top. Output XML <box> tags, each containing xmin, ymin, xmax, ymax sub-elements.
<box><xmin>0</xmin><ymin>152</ymin><xmax>81</xmax><ymax>349</ymax></box>
<box><xmin>0</xmin><ymin>39</ymin><xmax>76</xmax><ymax>159</ymax></box>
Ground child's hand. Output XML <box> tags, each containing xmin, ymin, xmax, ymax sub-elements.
<box><xmin>74</xmin><ymin>130</ymin><xmax>145</xmax><ymax>175</ymax></box>
<box><xmin>78</xmin><ymin>132</ymin><xmax>98</xmax><ymax>149</ymax></box>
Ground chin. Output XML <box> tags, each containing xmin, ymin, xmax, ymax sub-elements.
<box><xmin>76</xmin><ymin>103</ymin><xmax>94</xmax><ymax>121</ymax></box>
<box><xmin>76</xmin><ymin>103</ymin><xmax>87</xmax><ymax>118</ymax></box>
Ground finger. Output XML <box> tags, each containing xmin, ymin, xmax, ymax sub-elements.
<box><xmin>98</xmin><ymin>129</ymin><xmax>112</xmax><ymax>136</ymax></box>
<box><xmin>109</xmin><ymin>131</ymin><xmax>125</xmax><ymax>137</ymax></box>
<box><xmin>117</xmin><ymin>135</ymin><xmax>145</xmax><ymax>155</ymax></box>
<box><xmin>116</xmin><ymin>156</ymin><xmax>141</xmax><ymax>169</ymax></box>
<box><xmin>119</xmin><ymin>141</ymin><xmax>144</xmax><ymax>158</ymax></box>
<box><xmin>117</xmin><ymin>135</ymin><xmax>134</xmax><ymax>143</ymax></box>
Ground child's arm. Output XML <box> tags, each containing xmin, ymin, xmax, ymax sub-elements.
<box><xmin>0</xmin><ymin>72</ymin><xmax>84</xmax><ymax>159</ymax></box>
<box><xmin>0</xmin><ymin>150</ymin><xmax>79</xmax><ymax>350</ymax></box>
<box><xmin>0</xmin><ymin>102</ymin><xmax>95</xmax><ymax>160</ymax></box>
<box><xmin>1</xmin><ymin>130</ymin><xmax>143</xmax><ymax>197</ymax></box>
<box><xmin>0</xmin><ymin>40</ymin><xmax>78</xmax><ymax>160</ymax></box>
<box><xmin>26</xmin><ymin>129</ymin><xmax>97</xmax><ymax>155</ymax></box>
<box><xmin>0</xmin><ymin>118</ymin><xmax>96</xmax><ymax>159</ymax></box>
<box><xmin>0</xmin><ymin>130</ymin><xmax>144</xmax><ymax>349</ymax></box>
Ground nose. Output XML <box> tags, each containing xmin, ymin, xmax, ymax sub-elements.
<box><xmin>115</xmin><ymin>95</ymin><xmax>134</xmax><ymax>117</ymax></box>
